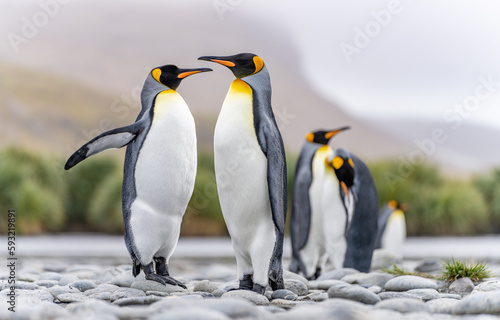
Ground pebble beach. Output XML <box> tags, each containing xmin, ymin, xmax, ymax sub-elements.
<box><xmin>1</xmin><ymin>236</ymin><xmax>500</xmax><ymax>320</ymax></box>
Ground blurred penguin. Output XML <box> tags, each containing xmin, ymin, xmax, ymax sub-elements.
<box><xmin>375</xmin><ymin>200</ymin><xmax>407</xmax><ymax>258</ymax></box>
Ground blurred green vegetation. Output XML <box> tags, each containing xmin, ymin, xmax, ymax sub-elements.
<box><xmin>1</xmin><ymin>146</ymin><xmax>500</xmax><ymax>236</ymax></box>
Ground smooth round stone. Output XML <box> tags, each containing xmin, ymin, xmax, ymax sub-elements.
<box><xmin>368</xmin><ymin>285</ymin><xmax>382</xmax><ymax>294</ymax></box>
<box><xmin>66</xmin><ymin>299</ymin><xmax>122</xmax><ymax>318</ymax></box>
<box><xmin>146</xmin><ymin>290</ymin><xmax>170</xmax><ymax>297</ymax></box>
<box><xmin>375</xmin><ymin>298</ymin><xmax>430</xmax><ymax>313</ymax></box>
<box><xmin>112</xmin><ymin>295</ymin><xmax>162</xmax><ymax>306</ymax></box>
<box><xmin>14</xmin><ymin>281</ymin><xmax>39</xmax><ymax>290</ymax></box>
<box><xmin>284</xmin><ymin>279</ymin><xmax>308</xmax><ymax>296</ymax></box>
<box><xmin>341</xmin><ymin>272</ymin><xmax>394</xmax><ymax>288</ymax></box>
<box><xmin>327</xmin><ymin>283</ymin><xmax>381</xmax><ymax>305</ymax></box>
<box><xmin>283</xmin><ymin>269</ymin><xmax>309</xmax><ymax>286</ymax></box>
<box><xmin>56</xmin><ymin>292</ymin><xmax>89</xmax><ymax>303</ymax></box>
<box><xmin>473</xmin><ymin>280</ymin><xmax>500</xmax><ymax>292</ymax></box>
<box><xmin>221</xmin><ymin>289</ymin><xmax>269</xmax><ymax>306</ymax></box>
<box><xmin>316</xmin><ymin>268</ymin><xmax>359</xmax><ymax>281</ymax></box>
<box><xmin>449</xmin><ymin>277</ymin><xmax>474</xmax><ymax>295</ymax></box>
<box><xmin>453</xmin><ymin>291</ymin><xmax>500</xmax><ymax>315</ymax></box>
<box><xmin>271</xmin><ymin>289</ymin><xmax>296</xmax><ymax>300</ymax></box>
<box><xmin>108</xmin><ymin>270</ymin><xmax>145</xmax><ymax>287</ymax></box>
<box><xmin>306</xmin><ymin>292</ymin><xmax>328</xmax><ymax>302</ymax></box>
<box><xmin>270</xmin><ymin>298</ymin><xmax>298</xmax><ymax>309</ymax></box>
<box><xmin>48</xmin><ymin>285</ymin><xmax>80</xmax><ymax>298</ymax></box>
<box><xmin>211</xmin><ymin>289</ymin><xmax>227</xmax><ymax>298</ymax></box>
<box><xmin>39</xmin><ymin>272</ymin><xmax>63</xmax><ymax>281</ymax></box>
<box><xmin>109</xmin><ymin>287</ymin><xmax>146</xmax><ymax>302</ymax></box>
<box><xmin>69</xmin><ymin>280</ymin><xmax>97</xmax><ymax>292</ymax></box>
<box><xmin>439</xmin><ymin>293</ymin><xmax>461</xmax><ymax>299</ymax></box>
<box><xmin>18</xmin><ymin>289</ymin><xmax>54</xmax><ymax>302</ymax></box>
<box><xmin>131</xmin><ymin>280</ymin><xmax>187</xmax><ymax>293</ymax></box>
<box><xmin>384</xmin><ymin>275</ymin><xmax>438</xmax><ymax>291</ymax></box>
<box><xmin>84</xmin><ymin>284</ymin><xmax>120</xmax><ymax>300</ymax></box>
<box><xmin>407</xmin><ymin>289</ymin><xmax>440</xmax><ymax>301</ymax></box>
<box><xmin>171</xmin><ymin>291</ymin><xmax>214</xmax><ymax>298</ymax></box>
<box><xmin>378</xmin><ymin>291</ymin><xmax>422</xmax><ymax>300</ymax></box>
<box><xmin>309</xmin><ymin>279</ymin><xmax>346</xmax><ymax>290</ymax></box>
<box><xmin>94</xmin><ymin>268</ymin><xmax>122</xmax><ymax>285</ymax></box>
<box><xmin>193</xmin><ymin>280</ymin><xmax>219</xmax><ymax>293</ymax></box>
<box><xmin>34</xmin><ymin>280</ymin><xmax>59</xmax><ymax>288</ymax></box>
<box><xmin>149</xmin><ymin>308</ymin><xmax>231</xmax><ymax>320</ymax></box>
<box><xmin>427</xmin><ymin>298</ymin><xmax>460</xmax><ymax>314</ymax></box>
<box><xmin>58</xmin><ymin>275</ymin><xmax>80</xmax><ymax>286</ymax></box>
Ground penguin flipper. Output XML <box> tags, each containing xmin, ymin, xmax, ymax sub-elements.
<box><xmin>65</xmin><ymin>120</ymin><xmax>145</xmax><ymax>170</ymax></box>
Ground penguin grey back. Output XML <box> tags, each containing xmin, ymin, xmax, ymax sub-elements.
<box><xmin>343</xmin><ymin>151</ymin><xmax>379</xmax><ymax>272</ymax></box>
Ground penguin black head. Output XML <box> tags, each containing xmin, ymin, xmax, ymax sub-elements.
<box><xmin>328</xmin><ymin>149</ymin><xmax>355</xmax><ymax>188</ymax></box>
<box><xmin>389</xmin><ymin>200</ymin><xmax>408</xmax><ymax>212</ymax></box>
<box><xmin>306</xmin><ymin>126</ymin><xmax>350</xmax><ymax>145</ymax></box>
<box><xmin>150</xmin><ymin>65</ymin><xmax>212</xmax><ymax>90</ymax></box>
<box><xmin>198</xmin><ymin>53</ymin><xmax>264</xmax><ymax>79</ymax></box>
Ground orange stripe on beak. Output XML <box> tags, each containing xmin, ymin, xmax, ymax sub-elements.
<box><xmin>177</xmin><ymin>71</ymin><xmax>202</xmax><ymax>79</ymax></box>
<box><xmin>211</xmin><ymin>59</ymin><xmax>235</xmax><ymax>67</ymax></box>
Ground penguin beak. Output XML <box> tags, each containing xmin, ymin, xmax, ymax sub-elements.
<box><xmin>325</xmin><ymin>126</ymin><xmax>351</xmax><ymax>139</ymax></box>
<box><xmin>198</xmin><ymin>56</ymin><xmax>236</xmax><ymax>67</ymax></box>
<box><xmin>177</xmin><ymin>68</ymin><xmax>212</xmax><ymax>79</ymax></box>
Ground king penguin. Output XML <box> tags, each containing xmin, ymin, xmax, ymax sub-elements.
<box><xmin>198</xmin><ymin>53</ymin><xmax>287</xmax><ymax>294</ymax></box>
<box><xmin>375</xmin><ymin>200</ymin><xmax>407</xmax><ymax>258</ymax></box>
<box><xmin>64</xmin><ymin>65</ymin><xmax>212</xmax><ymax>287</ymax></box>
<box><xmin>289</xmin><ymin>127</ymin><xmax>350</xmax><ymax>279</ymax></box>
<box><xmin>328</xmin><ymin>148</ymin><xmax>379</xmax><ymax>272</ymax></box>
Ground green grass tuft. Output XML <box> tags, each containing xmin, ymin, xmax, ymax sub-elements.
<box><xmin>381</xmin><ymin>264</ymin><xmax>417</xmax><ymax>276</ymax></box>
<box><xmin>440</xmin><ymin>259</ymin><xmax>493</xmax><ymax>282</ymax></box>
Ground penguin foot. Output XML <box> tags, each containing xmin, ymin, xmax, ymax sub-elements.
<box><xmin>158</xmin><ymin>275</ymin><xmax>187</xmax><ymax>289</ymax></box>
<box><xmin>268</xmin><ymin>269</ymin><xmax>284</xmax><ymax>291</ymax></box>
<box><xmin>252</xmin><ymin>283</ymin><xmax>266</xmax><ymax>295</ymax></box>
<box><xmin>145</xmin><ymin>273</ymin><xmax>167</xmax><ymax>285</ymax></box>
<box><xmin>239</xmin><ymin>274</ymin><xmax>254</xmax><ymax>291</ymax></box>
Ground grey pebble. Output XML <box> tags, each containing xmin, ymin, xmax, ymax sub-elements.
<box><xmin>341</xmin><ymin>272</ymin><xmax>394</xmax><ymax>288</ymax></box>
<box><xmin>108</xmin><ymin>270</ymin><xmax>145</xmax><ymax>287</ymax></box>
<box><xmin>284</xmin><ymin>279</ymin><xmax>308</xmax><ymax>296</ymax></box>
<box><xmin>406</xmin><ymin>288</ymin><xmax>440</xmax><ymax>301</ymax></box>
<box><xmin>131</xmin><ymin>280</ymin><xmax>187</xmax><ymax>293</ymax></box>
<box><xmin>112</xmin><ymin>295</ymin><xmax>162</xmax><ymax>306</ymax></box>
<box><xmin>439</xmin><ymin>293</ymin><xmax>461</xmax><ymax>299</ymax></box>
<box><xmin>368</xmin><ymin>285</ymin><xmax>382</xmax><ymax>294</ymax></box>
<box><xmin>48</xmin><ymin>285</ymin><xmax>80</xmax><ymax>298</ymax></box>
<box><xmin>171</xmin><ymin>291</ymin><xmax>214</xmax><ymax>298</ymax></box>
<box><xmin>39</xmin><ymin>272</ymin><xmax>63</xmax><ymax>281</ymax></box>
<box><xmin>146</xmin><ymin>290</ymin><xmax>170</xmax><ymax>297</ymax></box>
<box><xmin>453</xmin><ymin>290</ymin><xmax>500</xmax><ymax>315</ymax></box>
<box><xmin>327</xmin><ymin>283</ymin><xmax>381</xmax><ymax>305</ymax></box>
<box><xmin>271</xmin><ymin>289</ymin><xmax>297</xmax><ymax>300</ymax></box>
<box><xmin>427</xmin><ymin>298</ymin><xmax>460</xmax><ymax>314</ymax></box>
<box><xmin>58</xmin><ymin>274</ymin><xmax>80</xmax><ymax>286</ymax></box>
<box><xmin>415</xmin><ymin>259</ymin><xmax>442</xmax><ymax>273</ymax></box>
<box><xmin>378</xmin><ymin>291</ymin><xmax>422</xmax><ymax>300</ymax></box>
<box><xmin>449</xmin><ymin>277</ymin><xmax>474</xmax><ymax>295</ymax></box>
<box><xmin>283</xmin><ymin>269</ymin><xmax>309</xmax><ymax>286</ymax></box>
<box><xmin>56</xmin><ymin>292</ymin><xmax>89</xmax><ymax>303</ymax></box>
<box><xmin>473</xmin><ymin>279</ymin><xmax>500</xmax><ymax>292</ymax></box>
<box><xmin>221</xmin><ymin>289</ymin><xmax>269</xmax><ymax>305</ymax></box>
<box><xmin>34</xmin><ymin>280</ymin><xmax>59</xmax><ymax>288</ymax></box>
<box><xmin>69</xmin><ymin>279</ymin><xmax>97</xmax><ymax>292</ymax></box>
<box><xmin>309</xmin><ymin>279</ymin><xmax>346</xmax><ymax>290</ymax></box>
<box><xmin>306</xmin><ymin>292</ymin><xmax>328</xmax><ymax>302</ymax></box>
<box><xmin>384</xmin><ymin>275</ymin><xmax>438</xmax><ymax>291</ymax></box>
<box><xmin>270</xmin><ymin>298</ymin><xmax>298</xmax><ymax>309</ymax></box>
<box><xmin>375</xmin><ymin>297</ymin><xmax>430</xmax><ymax>313</ymax></box>
<box><xmin>14</xmin><ymin>281</ymin><xmax>39</xmax><ymax>290</ymax></box>
<box><xmin>316</xmin><ymin>268</ymin><xmax>359</xmax><ymax>281</ymax></box>
<box><xmin>149</xmin><ymin>308</ymin><xmax>231</xmax><ymax>320</ymax></box>
<box><xmin>212</xmin><ymin>288</ymin><xmax>227</xmax><ymax>297</ymax></box>
<box><xmin>109</xmin><ymin>287</ymin><xmax>146</xmax><ymax>302</ymax></box>
<box><xmin>193</xmin><ymin>279</ymin><xmax>219</xmax><ymax>293</ymax></box>
<box><xmin>18</xmin><ymin>289</ymin><xmax>54</xmax><ymax>302</ymax></box>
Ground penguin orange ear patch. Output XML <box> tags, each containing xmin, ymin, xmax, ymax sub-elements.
<box><xmin>306</xmin><ymin>133</ymin><xmax>314</xmax><ymax>142</ymax></box>
<box><xmin>152</xmin><ymin>68</ymin><xmax>162</xmax><ymax>83</ymax></box>
<box><xmin>332</xmin><ymin>156</ymin><xmax>344</xmax><ymax>169</ymax></box>
<box><xmin>348</xmin><ymin>158</ymin><xmax>354</xmax><ymax>168</ymax></box>
<box><xmin>252</xmin><ymin>56</ymin><xmax>264</xmax><ymax>74</ymax></box>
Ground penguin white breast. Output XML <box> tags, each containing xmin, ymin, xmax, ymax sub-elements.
<box><xmin>133</xmin><ymin>89</ymin><xmax>197</xmax><ymax>215</ymax></box>
<box><xmin>214</xmin><ymin>79</ymin><xmax>275</xmax><ymax>251</ymax></box>
<box><xmin>381</xmin><ymin>210</ymin><xmax>406</xmax><ymax>258</ymax></box>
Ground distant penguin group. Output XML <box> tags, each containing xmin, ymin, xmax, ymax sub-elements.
<box><xmin>65</xmin><ymin>52</ymin><xmax>389</xmax><ymax>293</ymax></box>
<box><xmin>289</xmin><ymin>129</ymin><xmax>379</xmax><ymax>278</ymax></box>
